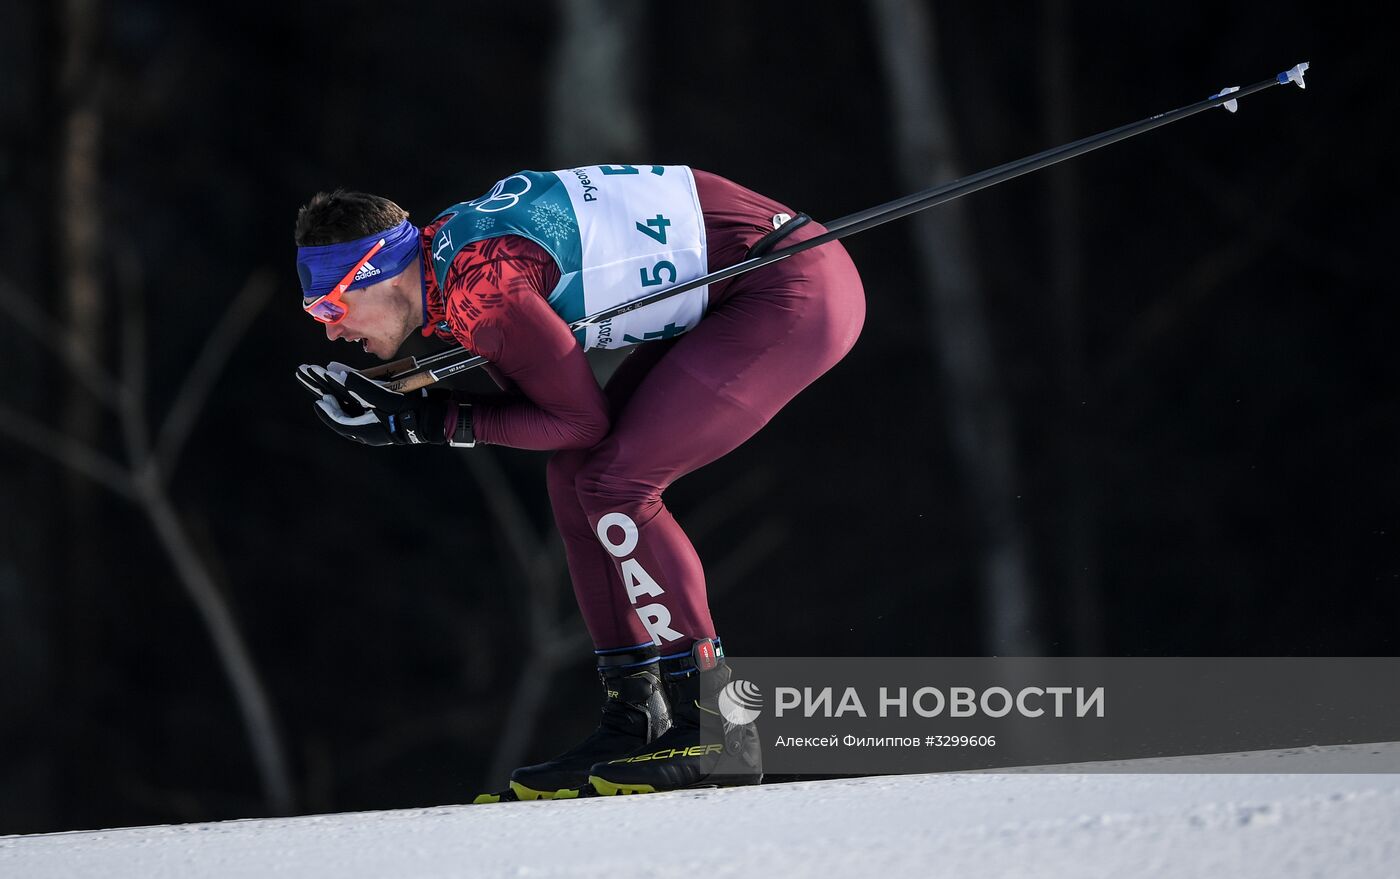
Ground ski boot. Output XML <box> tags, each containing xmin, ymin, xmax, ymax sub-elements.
<box><xmin>588</xmin><ymin>637</ymin><xmax>762</xmax><ymax>795</ymax></box>
<box><xmin>508</xmin><ymin>643</ymin><xmax>671</xmax><ymax>800</ymax></box>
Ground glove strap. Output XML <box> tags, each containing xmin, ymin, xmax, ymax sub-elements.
<box><xmin>448</xmin><ymin>404</ymin><xmax>476</xmax><ymax>448</ymax></box>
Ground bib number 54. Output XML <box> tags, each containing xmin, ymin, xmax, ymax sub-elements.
<box><xmin>639</xmin><ymin>261</ymin><xmax>677</xmax><ymax>287</ymax></box>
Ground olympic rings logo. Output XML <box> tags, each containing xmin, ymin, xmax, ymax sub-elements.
<box><xmin>468</xmin><ymin>174</ymin><xmax>533</xmax><ymax>213</ymax></box>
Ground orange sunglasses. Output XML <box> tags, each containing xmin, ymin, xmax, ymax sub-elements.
<box><xmin>302</xmin><ymin>237</ymin><xmax>386</xmax><ymax>325</ymax></box>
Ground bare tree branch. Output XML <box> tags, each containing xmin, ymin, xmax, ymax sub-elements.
<box><xmin>0</xmin><ymin>267</ymin><xmax>295</xmax><ymax>815</ymax></box>
<box><xmin>138</xmin><ymin>486</ymin><xmax>294</xmax><ymax>814</ymax></box>
<box><xmin>0</xmin><ymin>275</ymin><xmax>126</xmax><ymax>407</ymax></box>
<box><xmin>0</xmin><ymin>401</ymin><xmax>133</xmax><ymax>500</ymax></box>
<box><xmin>154</xmin><ymin>269</ymin><xmax>274</xmax><ymax>478</ymax></box>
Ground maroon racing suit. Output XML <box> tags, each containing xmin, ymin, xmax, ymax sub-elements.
<box><xmin>419</xmin><ymin>170</ymin><xmax>865</xmax><ymax>650</ymax></box>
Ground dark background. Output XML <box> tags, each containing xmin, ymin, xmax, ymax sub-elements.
<box><xmin>1</xmin><ymin>0</ymin><xmax>1394</xmax><ymax>836</ymax></box>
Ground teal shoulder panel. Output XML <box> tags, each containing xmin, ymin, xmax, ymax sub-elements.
<box><xmin>427</xmin><ymin>171</ymin><xmax>582</xmax><ymax>293</ymax></box>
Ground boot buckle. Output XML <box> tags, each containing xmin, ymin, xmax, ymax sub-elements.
<box><xmin>692</xmin><ymin>638</ymin><xmax>719</xmax><ymax>671</ymax></box>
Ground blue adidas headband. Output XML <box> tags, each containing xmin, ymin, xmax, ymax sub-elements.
<box><xmin>296</xmin><ymin>218</ymin><xmax>420</xmax><ymax>300</ymax></box>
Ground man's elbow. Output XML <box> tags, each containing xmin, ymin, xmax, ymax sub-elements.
<box><xmin>559</xmin><ymin>409</ymin><xmax>610</xmax><ymax>450</ymax></box>
<box><xmin>573</xmin><ymin>410</ymin><xmax>611</xmax><ymax>448</ymax></box>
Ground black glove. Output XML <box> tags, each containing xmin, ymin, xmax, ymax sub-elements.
<box><xmin>297</xmin><ymin>363</ymin><xmax>474</xmax><ymax>447</ymax></box>
<box><xmin>296</xmin><ymin>362</ymin><xmax>365</xmax><ymax>414</ymax></box>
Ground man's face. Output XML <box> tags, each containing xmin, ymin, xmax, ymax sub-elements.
<box><xmin>318</xmin><ymin>277</ymin><xmax>418</xmax><ymax>360</ymax></box>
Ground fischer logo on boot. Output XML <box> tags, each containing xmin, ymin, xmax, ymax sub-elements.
<box><xmin>610</xmin><ymin>744</ymin><xmax>725</xmax><ymax>763</ymax></box>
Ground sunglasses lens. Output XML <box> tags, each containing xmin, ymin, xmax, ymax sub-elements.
<box><xmin>306</xmin><ymin>297</ymin><xmax>347</xmax><ymax>323</ymax></box>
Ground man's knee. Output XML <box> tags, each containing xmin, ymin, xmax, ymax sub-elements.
<box><xmin>573</xmin><ymin>444</ymin><xmax>659</xmax><ymax>516</ymax></box>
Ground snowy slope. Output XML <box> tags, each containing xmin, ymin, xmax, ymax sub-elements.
<box><xmin>4</xmin><ymin>742</ymin><xmax>1398</xmax><ymax>879</ymax></box>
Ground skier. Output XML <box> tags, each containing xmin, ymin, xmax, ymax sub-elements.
<box><xmin>294</xmin><ymin>165</ymin><xmax>865</xmax><ymax>798</ymax></box>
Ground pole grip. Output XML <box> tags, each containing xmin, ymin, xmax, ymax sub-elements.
<box><xmin>383</xmin><ymin>370</ymin><xmax>438</xmax><ymax>394</ymax></box>
<box><xmin>362</xmin><ymin>356</ymin><xmax>416</xmax><ymax>379</ymax></box>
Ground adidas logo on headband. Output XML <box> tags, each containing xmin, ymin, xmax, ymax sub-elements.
<box><xmin>353</xmin><ymin>262</ymin><xmax>382</xmax><ymax>282</ymax></box>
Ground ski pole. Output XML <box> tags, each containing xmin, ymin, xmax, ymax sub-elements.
<box><xmin>368</xmin><ymin>62</ymin><xmax>1309</xmax><ymax>393</ymax></box>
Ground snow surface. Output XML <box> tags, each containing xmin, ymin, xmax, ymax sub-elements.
<box><xmin>4</xmin><ymin>742</ymin><xmax>1398</xmax><ymax>879</ymax></box>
